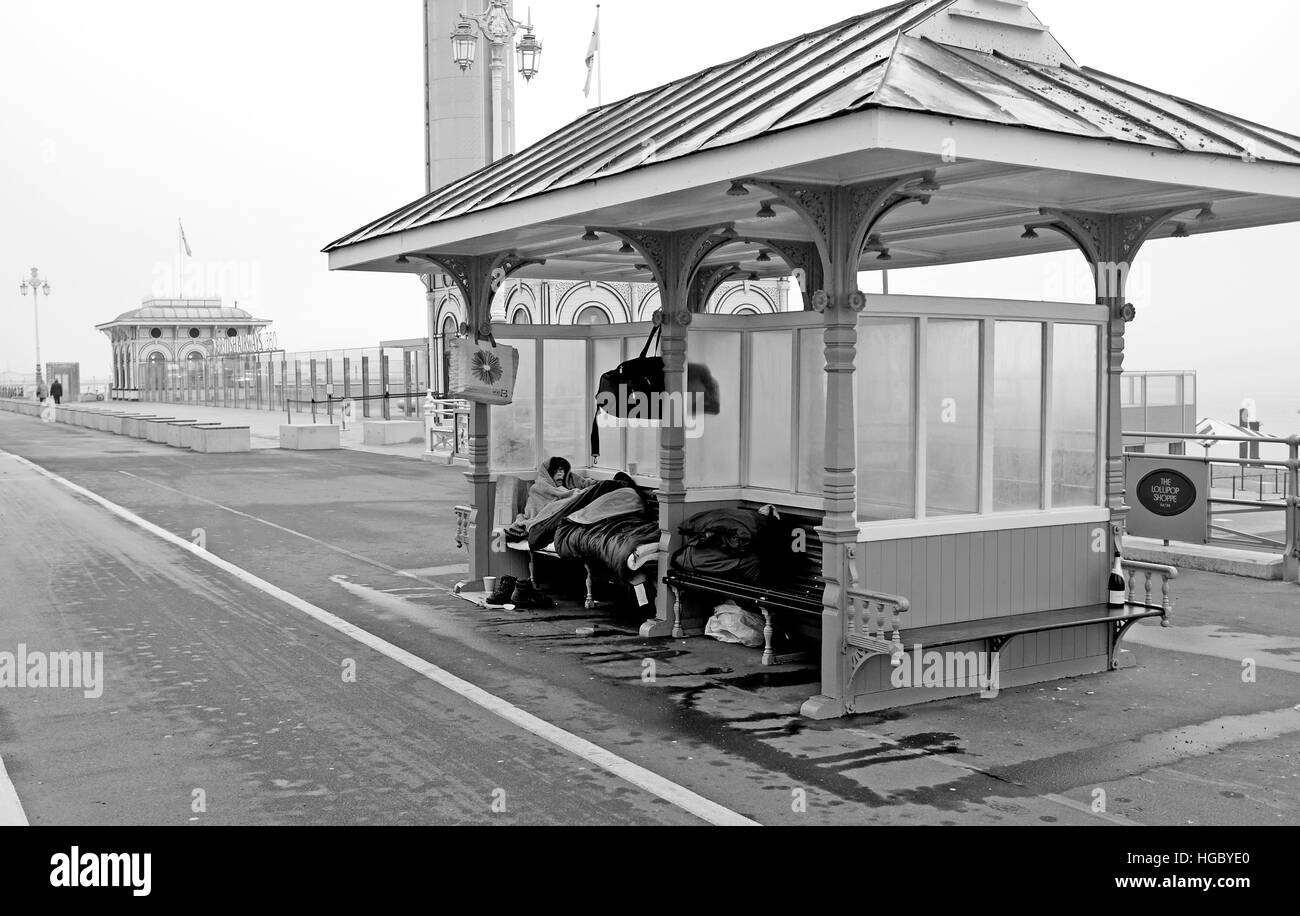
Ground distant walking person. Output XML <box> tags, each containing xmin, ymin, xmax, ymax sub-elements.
<box><xmin>50</xmin><ymin>379</ymin><xmax>63</xmax><ymax>405</ymax></box>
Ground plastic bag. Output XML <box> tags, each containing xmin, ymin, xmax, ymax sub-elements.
<box><xmin>449</xmin><ymin>337</ymin><xmax>519</xmax><ymax>405</ymax></box>
<box><xmin>704</xmin><ymin>601</ymin><xmax>765</xmax><ymax>648</ymax></box>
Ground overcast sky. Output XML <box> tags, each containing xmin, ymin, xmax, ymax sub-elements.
<box><xmin>2</xmin><ymin>0</ymin><xmax>1296</xmax><ymax>430</ymax></box>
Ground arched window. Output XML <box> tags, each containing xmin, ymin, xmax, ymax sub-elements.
<box><xmin>575</xmin><ymin>304</ymin><xmax>611</xmax><ymax>325</ymax></box>
<box><xmin>147</xmin><ymin>351</ymin><xmax>167</xmax><ymax>393</ymax></box>
<box><xmin>733</xmin><ymin>306</ymin><xmax>759</xmax><ymax>316</ymax></box>
<box><xmin>511</xmin><ymin>308</ymin><xmax>532</xmax><ymax>324</ymax></box>
<box><xmin>186</xmin><ymin>351</ymin><xmax>205</xmax><ymax>383</ymax></box>
<box><xmin>441</xmin><ymin>316</ymin><xmax>459</xmax><ymax>396</ymax></box>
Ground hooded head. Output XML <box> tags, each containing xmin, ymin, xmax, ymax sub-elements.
<box><xmin>545</xmin><ymin>456</ymin><xmax>572</xmax><ymax>486</ymax></box>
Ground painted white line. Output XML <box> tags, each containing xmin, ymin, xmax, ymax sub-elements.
<box><xmin>0</xmin><ymin>753</ymin><xmax>30</xmax><ymax>826</ymax></box>
<box><xmin>400</xmin><ymin>564</ymin><xmax>470</xmax><ymax>577</ymax></box>
<box><xmin>9</xmin><ymin>450</ymin><xmax>757</xmax><ymax>827</ymax></box>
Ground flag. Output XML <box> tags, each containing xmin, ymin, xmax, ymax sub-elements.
<box><xmin>179</xmin><ymin>219</ymin><xmax>192</xmax><ymax>257</ymax></box>
<box><xmin>583</xmin><ymin>8</ymin><xmax>600</xmax><ymax>98</ymax></box>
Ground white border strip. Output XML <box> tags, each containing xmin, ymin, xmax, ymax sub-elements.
<box><xmin>1</xmin><ymin>449</ymin><xmax>757</xmax><ymax>827</ymax></box>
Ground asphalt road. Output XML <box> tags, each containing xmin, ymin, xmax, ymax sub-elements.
<box><xmin>2</xmin><ymin>408</ymin><xmax>1298</xmax><ymax>826</ymax></box>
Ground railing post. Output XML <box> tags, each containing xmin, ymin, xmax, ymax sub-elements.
<box><xmin>1286</xmin><ymin>439</ymin><xmax>1299</xmax><ymax>583</ymax></box>
<box><xmin>361</xmin><ymin>357</ymin><xmax>371</xmax><ymax>418</ymax></box>
<box><xmin>382</xmin><ymin>354</ymin><xmax>391</xmax><ymax>420</ymax></box>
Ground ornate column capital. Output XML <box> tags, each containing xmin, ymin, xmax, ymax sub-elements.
<box><xmin>1037</xmin><ymin>204</ymin><xmax>1209</xmax><ymax>305</ymax></box>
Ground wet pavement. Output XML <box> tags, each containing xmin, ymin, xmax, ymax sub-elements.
<box><xmin>1</xmin><ymin>408</ymin><xmax>1297</xmax><ymax>825</ymax></box>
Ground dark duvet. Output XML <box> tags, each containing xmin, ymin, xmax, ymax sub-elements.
<box><xmin>545</xmin><ymin>482</ymin><xmax>660</xmax><ymax>584</ymax></box>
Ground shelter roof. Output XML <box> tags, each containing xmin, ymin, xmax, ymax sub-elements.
<box><xmin>326</xmin><ymin>0</ymin><xmax>1300</xmax><ymax>280</ymax></box>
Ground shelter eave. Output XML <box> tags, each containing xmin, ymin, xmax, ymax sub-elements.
<box><xmin>327</xmin><ymin>107</ymin><xmax>1300</xmax><ymax>278</ymax></box>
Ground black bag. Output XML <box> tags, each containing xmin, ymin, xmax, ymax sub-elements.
<box><xmin>589</xmin><ymin>325</ymin><xmax>724</xmax><ymax>459</ymax></box>
<box><xmin>591</xmin><ymin>325</ymin><xmax>664</xmax><ymax>458</ymax></box>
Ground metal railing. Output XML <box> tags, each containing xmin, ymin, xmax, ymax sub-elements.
<box><xmin>1124</xmin><ymin>429</ymin><xmax>1299</xmax><ymax>582</ymax></box>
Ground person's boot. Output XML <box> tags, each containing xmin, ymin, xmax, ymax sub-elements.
<box><xmin>485</xmin><ymin>575</ymin><xmax>518</xmax><ymax>606</ymax></box>
<box><xmin>509</xmin><ymin>579</ymin><xmax>554</xmax><ymax>609</ymax></box>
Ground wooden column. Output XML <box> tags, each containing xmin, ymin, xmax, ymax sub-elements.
<box><xmin>589</xmin><ymin>225</ymin><xmax>733</xmax><ymax>638</ymax></box>
<box><xmin>744</xmin><ymin>176</ymin><xmax>931</xmax><ymax>719</ymax></box>
<box><xmin>425</xmin><ymin>251</ymin><xmax>544</xmax><ymax>581</ymax></box>
<box><xmin>1040</xmin><ymin>206</ymin><xmax>1202</xmax><ymax>548</ymax></box>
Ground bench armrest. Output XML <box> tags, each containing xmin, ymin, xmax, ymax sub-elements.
<box><xmin>845</xmin><ymin>585</ymin><xmax>910</xmax><ymax>666</ymax></box>
<box><xmin>1121</xmin><ymin>559</ymin><xmax>1176</xmax><ymax>624</ymax></box>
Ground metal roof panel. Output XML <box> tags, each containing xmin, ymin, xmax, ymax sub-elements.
<box><xmin>324</xmin><ymin>0</ymin><xmax>1300</xmax><ymax>254</ymax></box>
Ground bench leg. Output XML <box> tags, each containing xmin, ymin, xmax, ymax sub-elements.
<box><xmin>1110</xmin><ymin>618</ymin><xmax>1144</xmax><ymax>671</ymax></box>
<box><xmin>671</xmin><ymin>587</ymin><xmax>684</xmax><ymax>639</ymax></box>
<box><xmin>761</xmin><ymin>607</ymin><xmax>774</xmax><ymax>666</ymax></box>
<box><xmin>584</xmin><ymin>564</ymin><xmax>596</xmax><ymax>610</ymax></box>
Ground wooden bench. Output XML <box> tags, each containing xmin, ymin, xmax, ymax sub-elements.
<box><xmin>664</xmin><ymin>512</ymin><xmax>829</xmax><ymax>665</ymax></box>
<box><xmin>509</xmin><ymin>485</ymin><xmax>661</xmax><ymax>610</ymax></box>
<box><xmin>837</xmin><ymin>558</ymin><xmax>1176</xmax><ymax>712</ymax></box>
<box><xmin>453</xmin><ymin>474</ymin><xmax>662</xmax><ymax>610</ymax></box>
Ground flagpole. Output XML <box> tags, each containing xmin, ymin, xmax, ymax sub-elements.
<box><xmin>177</xmin><ymin>218</ymin><xmax>182</xmax><ymax>299</ymax></box>
<box><xmin>597</xmin><ymin>4</ymin><xmax>603</xmax><ymax>107</ymax></box>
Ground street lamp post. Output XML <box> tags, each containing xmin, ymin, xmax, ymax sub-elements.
<box><xmin>18</xmin><ymin>267</ymin><xmax>51</xmax><ymax>393</ymax></box>
<box><xmin>450</xmin><ymin>0</ymin><xmax>541</xmax><ymax>164</ymax></box>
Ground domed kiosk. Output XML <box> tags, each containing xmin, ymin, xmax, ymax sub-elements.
<box><xmin>97</xmin><ymin>298</ymin><xmax>272</xmax><ymax>402</ymax></box>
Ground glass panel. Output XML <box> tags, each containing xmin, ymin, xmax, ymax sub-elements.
<box><xmin>623</xmin><ymin>334</ymin><xmax>659</xmax><ymax>476</ymax></box>
<box><xmin>686</xmin><ymin>331</ymin><xmax>741</xmax><ymax>487</ymax></box>
<box><xmin>992</xmin><ymin>321</ymin><xmax>1043</xmax><ymax>511</ymax></box>
<box><xmin>747</xmin><ymin>331</ymin><xmax>793</xmax><ymax>490</ymax></box>
<box><xmin>1121</xmin><ymin>375</ymin><xmax>1137</xmax><ymax>407</ymax></box>
<box><xmin>490</xmin><ymin>339</ymin><xmax>536</xmax><ymax>471</ymax></box>
<box><xmin>857</xmin><ymin>318</ymin><xmax>916</xmax><ymax>520</ymax></box>
<box><xmin>590</xmin><ymin>337</ymin><xmax>624</xmax><ymax>471</ymax></box>
<box><xmin>542</xmin><ymin>339</ymin><xmax>587</xmax><ymax>466</ymax></box>
<box><xmin>796</xmin><ymin>328</ymin><xmax>826</xmax><ymax>494</ymax></box>
<box><xmin>1051</xmin><ymin>324</ymin><xmax>1100</xmax><ymax>507</ymax></box>
<box><xmin>925</xmin><ymin>319</ymin><xmax>980</xmax><ymax>516</ymax></box>
<box><xmin>1146</xmin><ymin>374</ymin><xmax>1177</xmax><ymax>407</ymax></box>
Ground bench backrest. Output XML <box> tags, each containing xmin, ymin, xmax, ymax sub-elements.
<box><xmin>762</xmin><ymin>511</ymin><xmax>824</xmax><ymax>603</ymax></box>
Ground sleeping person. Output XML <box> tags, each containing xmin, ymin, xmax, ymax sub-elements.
<box><xmin>508</xmin><ymin>456</ymin><xmax>641</xmax><ymax>550</ymax></box>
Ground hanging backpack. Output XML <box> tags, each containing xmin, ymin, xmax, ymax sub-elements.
<box><xmin>589</xmin><ymin>324</ymin><xmax>722</xmax><ymax>459</ymax></box>
<box><xmin>591</xmin><ymin>324</ymin><xmax>665</xmax><ymax>459</ymax></box>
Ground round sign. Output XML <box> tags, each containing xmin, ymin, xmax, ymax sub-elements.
<box><xmin>1136</xmin><ymin>469</ymin><xmax>1198</xmax><ymax>517</ymax></box>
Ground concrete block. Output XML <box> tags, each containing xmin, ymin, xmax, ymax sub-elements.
<box><xmin>280</xmin><ymin>424</ymin><xmax>341</xmax><ymax>450</ymax></box>
<box><xmin>104</xmin><ymin>414</ymin><xmax>129</xmax><ymax>435</ymax></box>
<box><xmin>1126</xmin><ymin>537</ymin><xmax>1284</xmax><ymax>581</ymax></box>
<box><xmin>193</xmin><ymin>426</ymin><xmax>251</xmax><ymax>454</ymax></box>
<box><xmin>362</xmin><ymin>419</ymin><xmax>425</xmax><ymax>446</ymax></box>
<box><xmin>180</xmin><ymin>424</ymin><xmax>224</xmax><ymax>450</ymax></box>
<box><xmin>163</xmin><ymin>421</ymin><xmax>202</xmax><ymax>448</ymax></box>
<box><xmin>146</xmin><ymin>418</ymin><xmax>191</xmax><ymax>443</ymax></box>
<box><xmin>122</xmin><ymin>416</ymin><xmax>165</xmax><ymax>438</ymax></box>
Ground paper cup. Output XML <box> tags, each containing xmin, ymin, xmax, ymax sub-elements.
<box><xmin>483</xmin><ymin>576</ymin><xmax>498</xmax><ymax>595</ymax></box>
